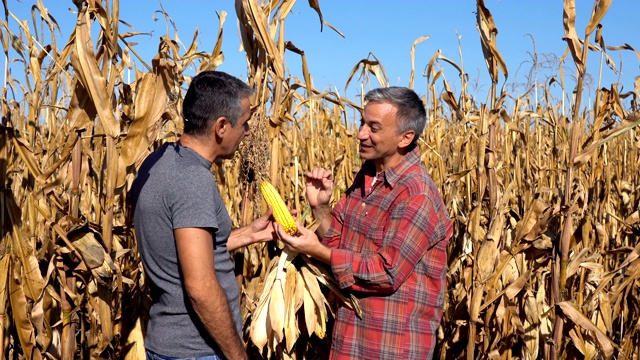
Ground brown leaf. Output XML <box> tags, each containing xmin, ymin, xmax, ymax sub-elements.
<box><xmin>409</xmin><ymin>36</ymin><xmax>429</xmax><ymax>89</ymax></box>
<box><xmin>562</xmin><ymin>0</ymin><xmax>585</xmax><ymax>73</ymax></box>
<box><xmin>446</xmin><ymin>169</ymin><xmax>473</xmax><ymax>183</ymax></box>
<box><xmin>116</xmin><ymin>72</ymin><xmax>169</xmax><ymax>188</ymax></box>
<box><xmin>72</xmin><ymin>8</ymin><xmax>119</xmax><ymax>137</ymax></box>
<box><xmin>10</xmin><ymin>131</ymin><xmax>43</xmax><ymax>183</ymax></box>
<box><xmin>585</xmin><ymin>0</ymin><xmax>612</xmax><ymax>36</ymax></box>
<box><xmin>557</xmin><ymin>301</ymin><xmax>615</xmax><ymax>359</ymax></box>
<box><xmin>504</xmin><ymin>270</ymin><xmax>530</xmax><ymax>300</ymax></box>
<box><xmin>574</xmin><ymin>112</ymin><xmax>640</xmax><ymax>167</ymax></box>
<box><xmin>476</xmin><ymin>0</ymin><xmax>508</xmax><ymax>82</ymax></box>
<box><xmin>477</xmin><ymin>239</ymin><xmax>498</xmax><ymax>283</ymax></box>
<box><xmin>9</xmin><ymin>262</ymin><xmax>43</xmax><ymax>360</ymax></box>
<box><xmin>514</xmin><ymin>199</ymin><xmax>547</xmax><ymax>241</ymax></box>
<box><xmin>307</xmin><ymin>0</ymin><xmax>324</xmax><ymax>31</ymax></box>
<box><xmin>0</xmin><ymin>255</ymin><xmax>9</xmax><ymax>314</ymax></box>
<box><xmin>5</xmin><ymin>193</ymin><xmax>44</xmax><ymax>301</ymax></box>
<box><xmin>123</xmin><ymin>317</ymin><xmax>146</xmax><ymax>360</ymax></box>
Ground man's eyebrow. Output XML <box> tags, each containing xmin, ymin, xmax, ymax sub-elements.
<box><xmin>361</xmin><ymin>117</ymin><xmax>381</xmax><ymax>124</ymax></box>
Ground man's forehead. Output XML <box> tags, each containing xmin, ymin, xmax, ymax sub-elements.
<box><xmin>363</xmin><ymin>101</ymin><xmax>397</xmax><ymax>117</ymax></box>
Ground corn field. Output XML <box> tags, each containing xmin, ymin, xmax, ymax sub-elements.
<box><xmin>1</xmin><ymin>0</ymin><xmax>640</xmax><ymax>359</ymax></box>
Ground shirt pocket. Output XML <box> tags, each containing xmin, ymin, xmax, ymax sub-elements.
<box><xmin>365</xmin><ymin>214</ymin><xmax>389</xmax><ymax>250</ymax></box>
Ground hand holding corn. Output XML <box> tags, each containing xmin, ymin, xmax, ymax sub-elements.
<box><xmin>275</xmin><ymin>222</ymin><xmax>332</xmax><ymax>264</ymax></box>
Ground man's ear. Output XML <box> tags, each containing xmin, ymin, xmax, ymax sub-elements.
<box><xmin>398</xmin><ymin>130</ymin><xmax>415</xmax><ymax>149</ymax></box>
<box><xmin>211</xmin><ymin>116</ymin><xmax>228</xmax><ymax>138</ymax></box>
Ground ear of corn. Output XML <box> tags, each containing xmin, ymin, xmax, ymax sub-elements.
<box><xmin>248</xmin><ymin>248</ymin><xmax>358</xmax><ymax>356</ymax></box>
<box><xmin>249</xmin><ymin>296</ymin><xmax>270</xmax><ymax>349</ymax></box>
<box><xmin>260</xmin><ymin>181</ymin><xmax>298</xmax><ymax>235</ymax></box>
<box><xmin>268</xmin><ymin>278</ymin><xmax>286</xmax><ymax>342</ymax></box>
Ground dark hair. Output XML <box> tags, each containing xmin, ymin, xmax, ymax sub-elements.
<box><xmin>182</xmin><ymin>71</ymin><xmax>252</xmax><ymax>136</ymax></box>
<box><xmin>364</xmin><ymin>87</ymin><xmax>427</xmax><ymax>146</ymax></box>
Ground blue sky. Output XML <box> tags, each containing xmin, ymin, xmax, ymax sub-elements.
<box><xmin>4</xmin><ymin>1</ymin><xmax>640</xmax><ymax>102</ymax></box>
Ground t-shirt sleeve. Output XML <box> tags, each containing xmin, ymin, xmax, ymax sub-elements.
<box><xmin>170</xmin><ymin>166</ymin><xmax>219</xmax><ymax>231</ymax></box>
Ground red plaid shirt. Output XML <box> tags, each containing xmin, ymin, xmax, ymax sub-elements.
<box><xmin>323</xmin><ymin>146</ymin><xmax>452</xmax><ymax>359</ymax></box>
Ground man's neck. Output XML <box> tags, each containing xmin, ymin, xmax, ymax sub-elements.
<box><xmin>178</xmin><ymin>134</ymin><xmax>218</xmax><ymax>163</ymax></box>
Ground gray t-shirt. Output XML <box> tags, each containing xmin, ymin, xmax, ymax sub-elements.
<box><xmin>130</xmin><ymin>142</ymin><xmax>240</xmax><ymax>357</ymax></box>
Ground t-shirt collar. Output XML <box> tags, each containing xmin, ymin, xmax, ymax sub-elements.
<box><xmin>174</xmin><ymin>142</ymin><xmax>213</xmax><ymax>167</ymax></box>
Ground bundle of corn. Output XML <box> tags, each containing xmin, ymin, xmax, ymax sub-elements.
<box><xmin>249</xmin><ymin>182</ymin><xmax>360</xmax><ymax>359</ymax></box>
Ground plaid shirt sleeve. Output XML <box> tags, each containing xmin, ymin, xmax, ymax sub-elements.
<box><xmin>322</xmin><ymin>194</ymin><xmax>346</xmax><ymax>249</ymax></box>
<box><xmin>329</xmin><ymin>193</ymin><xmax>451</xmax><ymax>292</ymax></box>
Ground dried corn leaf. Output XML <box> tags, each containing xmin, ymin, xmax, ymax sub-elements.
<box><xmin>585</xmin><ymin>0</ymin><xmax>612</xmax><ymax>35</ymax></box>
<box><xmin>6</xmin><ymin>194</ymin><xmax>44</xmax><ymax>301</ymax></box>
<box><xmin>9</xmin><ymin>261</ymin><xmax>43</xmax><ymax>360</ymax></box>
<box><xmin>116</xmin><ymin>72</ymin><xmax>169</xmax><ymax>188</ymax></box>
<box><xmin>574</xmin><ymin>112</ymin><xmax>640</xmax><ymax>167</ymax></box>
<box><xmin>563</xmin><ymin>0</ymin><xmax>585</xmax><ymax>73</ymax></box>
<box><xmin>557</xmin><ymin>301</ymin><xmax>615</xmax><ymax>359</ymax></box>
<box><xmin>123</xmin><ymin>316</ymin><xmax>146</xmax><ymax>360</ymax></box>
<box><xmin>72</xmin><ymin>8</ymin><xmax>119</xmax><ymax>137</ymax></box>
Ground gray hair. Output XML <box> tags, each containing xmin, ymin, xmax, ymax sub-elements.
<box><xmin>364</xmin><ymin>87</ymin><xmax>427</xmax><ymax>145</ymax></box>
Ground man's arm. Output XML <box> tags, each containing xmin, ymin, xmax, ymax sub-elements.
<box><xmin>227</xmin><ymin>208</ymin><xmax>276</xmax><ymax>252</ymax></box>
<box><xmin>175</xmin><ymin>228</ymin><xmax>247</xmax><ymax>360</ymax></box>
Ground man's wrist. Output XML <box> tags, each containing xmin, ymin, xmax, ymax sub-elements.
<box><xmin>309</xmin><ymin>241</ymin><xmax>331</xmax><ymax>264</ymax></box>
<box><xmin>228</xmin><ymin>227</ymin><xmax>252</xmax><ymax>252</ymax></box>
<box><xmin>311</xmin><ymin>205</ymin><xmax>331</xmax><ymax>217</ymax></box>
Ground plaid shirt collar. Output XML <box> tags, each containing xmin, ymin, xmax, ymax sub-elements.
<box><xmin>361</xmin><ymin>145</ymin><xmax>421</xmax><ymax>189</ymax></box>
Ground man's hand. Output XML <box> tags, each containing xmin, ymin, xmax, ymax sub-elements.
<box><xmin>275</xmin><ymin>221</ymin><xmax>331</xmax><ymax>264</ymax></box>
<box><xmin>305</xmin><ymin>168</ymin><xmax>334</xmax><ymax>237</ymax></box>
<box><xmin>306</xmin><ymin>168</ymin><xmax>334</xmax><ymax>209</ymax></box>
<box><xmin>248</xmin><ymin>207</ymin><xmax>277</xmax><ymax>243</ymax></box>
<box><xmin>228</xmin><ymin>207</ymin><xmax>278</xmax><ymax>251</ymax></box>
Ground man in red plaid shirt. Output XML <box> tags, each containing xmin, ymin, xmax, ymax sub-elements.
<box><xmin>277</xmin><ymin>87</ymin><xmax>452</xmax><ymax>359</ymax></box>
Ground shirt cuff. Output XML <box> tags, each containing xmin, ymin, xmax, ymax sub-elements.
<box><xmin>330</xmin><ymin>248</ymin><xmax>355</xmax><ymax>288</ymax></box>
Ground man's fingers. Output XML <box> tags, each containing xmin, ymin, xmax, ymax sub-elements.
<box><xmin>306</xmin><ymin>167</ymin><xmax>330</xmax><ymax>180</ymax></box>
<box><xmin>322</xmin><ymin>168</ymin><xmax>333</xmax><ymax>180</ymax></box>
<box><xmin>275</xmin><ymin>223</ymin><xmax>293</xmax><ymax>241</ymax></box>
<box><xmin>274</xmin><ymin>223</ymin><xmax>284</xmax><ymax>240</ymax></box>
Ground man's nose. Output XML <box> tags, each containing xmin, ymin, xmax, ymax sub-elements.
<box><xmin>357</xmin><ymin>126</ymin><xmax>368</xmax><ymax>140</ymax></box>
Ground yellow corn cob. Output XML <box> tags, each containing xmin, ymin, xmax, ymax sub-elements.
<box><xmin>260</xmin><ymin>181</ymin><xmax>298</xmax><ymax>235</ymax></box>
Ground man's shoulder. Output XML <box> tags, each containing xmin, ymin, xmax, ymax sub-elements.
<box><xmin>396</xmin><ymin>163</ymin><xmax>434</xmax><ymax>189</ymax></box>
<box><xmin>148</xmin><ymin>143</ymin><xmax>211</xmax><ymax>175</ymax></box>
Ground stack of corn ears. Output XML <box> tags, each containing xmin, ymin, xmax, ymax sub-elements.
<box><xmin>252</xmin><ymin>181</ymin><xmax>361</xmax><ymax>358</ymax></box>
<box><xmin>249</xmin><ymin>247</ymin><xmax>361</xmax><ymax>358</ymax></box>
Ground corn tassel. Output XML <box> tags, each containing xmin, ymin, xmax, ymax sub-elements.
<box><xmin>260</xmin><ymin>181</ymin><xmax>298</xmax><ymax>235</ymax></box>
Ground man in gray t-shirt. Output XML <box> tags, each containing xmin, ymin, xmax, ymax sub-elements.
<box><xmin>130</xmin><ymin>71</ymin><xmax>276</xmax><ymax>360</ymax></box>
